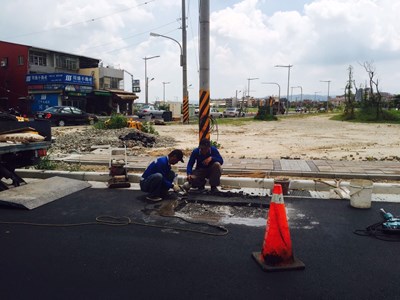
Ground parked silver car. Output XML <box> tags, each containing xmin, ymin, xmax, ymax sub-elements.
<box><xmin>195</xmin><ymin>107</ymin><xmax>222</xmax><ymax>118</ymax></box>
<box><xmin>210</xmin><ymin>108</ymin><xmax>223</xmax><ymax>118</ymax></box>
<box><xmin>223</xmin><ymin>107</ymin><xmax>245</xmax><ymax>118</ymax></box>
<box><xmin>137</xmin><ymin>105</ymin><xmax>165</xmax><ymax>119</ymax></box>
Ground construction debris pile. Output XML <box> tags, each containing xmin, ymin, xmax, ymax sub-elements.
<box><xmin>119</xmin><ymin>131</ymin><xmax>158</xmax><ymax>148</ymax></box>
<box><xmin>51</xmin><ymin>127</ymin><xmax>174</xmax><ymax>154</ymax></box>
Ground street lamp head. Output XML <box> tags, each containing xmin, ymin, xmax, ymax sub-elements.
<box><xmin>150</xmin><ymin>32</ymin><xmax>160</xmax><ymax>37</ymax></box>
<box><xmin>143</xmin><ymin>55</ymin><xmax>160</xmax><ymax>61</ymax></box>
<box><xmin>275</xmin><ymin>64</ymin><xmax>293</xmax><ymax>68</ymax></box>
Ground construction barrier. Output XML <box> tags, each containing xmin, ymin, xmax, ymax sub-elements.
<box><xmin>252</xmin><ymin>183</ymin><xmax>305</xmax><ymax>271</ymax></box>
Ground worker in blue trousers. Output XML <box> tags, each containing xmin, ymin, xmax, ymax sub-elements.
<box><xmin>140</xmin><ymin>149</ymin><xmax>184</xmax><ymax>201</ymax></box>
<box><xmin>186</xmin><ymin>138</ymin><xmax>224</xmax><ymax>192</ymax></box>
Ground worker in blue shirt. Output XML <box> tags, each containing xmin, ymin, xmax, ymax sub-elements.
<box><xmin>140</xmin><ymin>149</ymin><xmax>184</xmax><ymax>201</ymax></box>
<box><xmin>186</xmin><ymin>138</ymin><xmax>223</xmax><ymax>192</ymax></box>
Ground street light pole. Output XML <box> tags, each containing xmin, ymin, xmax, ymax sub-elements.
<box><xmin>162</xmin><ymin>81</ymin><xmax>170</xmax><ymax>102</ymax></box>
<box><xmin>143</xmin><ymin>55</ymin><xmax>160</xmax><ymax>104</ymax></box>
<box><xmin>275</xmin><ymin>64</ymin><xmax>293</xmax><ymax>114</ymax></box>
<box><xmin>291</xmin><ymin>86</ymin><xmax>294</xmax><ymax>103</ymax></box>
<box><xmin>150</xmin><ymin>30</ymin><xmax>189</xmax><ymax>123</ymax></box>
<box><xmin>314</xmin><ymin>91</ymin><xmax>320</xmax><ymax>101</ymax></box>
<box><xmin>262</xmin><ymin>82</ymin><xmax>281</xmax><ymax>115</ymax></box>
<box><xmin>320</xmin><ymin>80</ymin><xmax>331</xmax><ymax>111</ymax></box>
<box><xmin>296</xmin><ymin>86</ymin><xmax>303</xmax><ymax>102</ymax></box>
<box><xmin>247</xmin><ymin>77</ymin><xmax>259</xmax><ymax>100</ymax></box>
<box><xmin>235</xmin><ymin>90</ymin><xmax>241</xmax><ymax>106</ymax></box>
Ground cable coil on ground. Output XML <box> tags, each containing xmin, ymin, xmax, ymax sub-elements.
<box><xmin>354</xmin><ymin>222</ymin><xmax>400</xmax><ymax>242</ymax></box>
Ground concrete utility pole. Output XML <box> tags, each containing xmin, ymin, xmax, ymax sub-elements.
<box><xmin>198</xmin><ymin>0</ymin><xmax>210</xmax><ymax>142</ymax></box>
<box><xmin>149</xmin><ymin>1</ymin><xmax>188</xmax><ymax>123</ymax></box>
<box><xmin>182</xmin><ymin>0</ymin><xmax>189</xmax><ymax>124</ymax></box>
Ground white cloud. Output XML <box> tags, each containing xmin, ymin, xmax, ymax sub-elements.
<box><xmin>1</xmin><ymin>0</ymin><xmax>400</xmax><ymax>101</ymax></box>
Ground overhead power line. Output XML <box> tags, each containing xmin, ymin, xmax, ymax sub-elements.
<box><xmin>4</xmin><ymin>0</ymin><xmax>155</xmax><ymax>40</ymax></box>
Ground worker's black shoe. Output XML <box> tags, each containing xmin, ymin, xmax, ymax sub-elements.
<box><xmin>210</xmin><ymin>186</ymin><xmax>218</xmax><ymax>193</ymax></box>
<box><xmin>146</xmin><ymin>195</ymin><xmax>162</xmax><ymax>202</ymax></box>
<box><xmin>161</xmin><ymin>192</ymin><xmax>178</xmax><ymax>200</ymax></box>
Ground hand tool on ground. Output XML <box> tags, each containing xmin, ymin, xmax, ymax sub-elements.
<box><xmin>380</xmin><ymin>209</ymin><xmax>400</xmax><ymax>232</ymax></box>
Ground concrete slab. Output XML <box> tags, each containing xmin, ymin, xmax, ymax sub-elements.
<box><xmin>0</xmin><ymin>176</ymin><xmax>91</xmax><ymax>210</ymax></box>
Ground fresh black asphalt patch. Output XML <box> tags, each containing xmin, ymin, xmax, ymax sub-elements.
<box><xmin>0</xmin><ymin>188</ymin><xmax>399</xmax><ymax>299</ymax></box>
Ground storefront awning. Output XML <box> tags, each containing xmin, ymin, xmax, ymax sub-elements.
<box><xmin>107</xmin><ymin>89</ymin><xmax>138</xmax><ymax>102</ymax></box>
<box><xmin>94</xmin><ymin>90</ymin><xmax>112</xmax><ymax>96</ymax></box>
<box><xmin>114</xmin><ymin>93</ymin><xmax>138</xmax><ymax>101</ymax></box>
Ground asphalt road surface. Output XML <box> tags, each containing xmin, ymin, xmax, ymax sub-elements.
<box><xmin>0</xmin><ymin>188</ymin><xmax>399</xmax><ymax>300</ymax></box>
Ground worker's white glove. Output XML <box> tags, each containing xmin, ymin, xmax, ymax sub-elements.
<box><xmin>172</xmin><ymin>184</ymin><xmax>181</xmax><ymax>192</ymax></box>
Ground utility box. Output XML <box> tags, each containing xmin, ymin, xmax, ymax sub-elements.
<box><xmin>169</xmin><ymin>102</ymin><xmax>182</xmax><ymax>120</ymax></box>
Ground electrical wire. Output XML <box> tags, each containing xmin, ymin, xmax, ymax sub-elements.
<box><xmin>209</xmin><ymin>115</ymin><xmax>219</xmax><ymax>143</ymax></box>
<box><xmin>0</xmin><ymin>214</ymin><xmax>228</xmax><ymax>237</ymax></box>
<box><xmin>5</xmin><ymin>1</ymin><xmax>155</xmax><ymax>40</ymax></box>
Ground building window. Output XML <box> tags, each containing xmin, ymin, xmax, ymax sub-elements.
<box><xmin>0</xmin><ymin>57</ymin><xmax>8</xmax><ymax>67</ymax></box>
<box><xmin>29</xmin><ymin>51</ymin><xmax>47</xmax><ymax>66</ymax></box>
<box><xmin>99</xmin><ymin>77</ymin><xmax>120</xmax><ymax>89</ymax></box>
<box><xmin>110</xmin><ymin>77</ymin><xmax>119</xmax><ymax>89</ymax></box>
<box><xmin>56</xmin><ymin>55</ymin><xmax>78</xmax><ymax>71</ymax></box>
<box><xmin>17</xmin><ymin>56</ymin><xmax>24</xmax><ymax>65</ymax></box>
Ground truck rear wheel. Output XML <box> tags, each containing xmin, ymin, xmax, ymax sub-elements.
<box><xmin>58</xmin><ymin>120</ymin><xmax>66</xmax><ymax>126</ymax></box>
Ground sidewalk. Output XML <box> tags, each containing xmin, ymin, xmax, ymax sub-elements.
<box><xmin>52</xmin><ymin>152</ymin><xmax>400</xmax><ymax>181</ymax></box>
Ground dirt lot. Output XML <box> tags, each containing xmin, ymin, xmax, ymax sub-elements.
<box><xmin>51</xmin><ymin>114</ymin><xmax>400</xmax><ymax>162</ymax></box>
<box><xmin>151</xmin><ymin>114</ymin><xmax>400</xmax><ymax>161</ymax></box>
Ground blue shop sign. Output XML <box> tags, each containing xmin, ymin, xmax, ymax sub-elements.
<box><xmin>26</xmin><ymin>73</ymin><xmax>93</xmax><ymax>86</ymax></box>
<box><xmin>31</xmin><ymin>94</ymin><xmax>59</xmax><ymax>112</ymax></box>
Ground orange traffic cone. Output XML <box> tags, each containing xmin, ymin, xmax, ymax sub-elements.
<box><xmin>252</xmin><ymin>183</ymin><xmax>305</xmax><ymax>271</ymax></box>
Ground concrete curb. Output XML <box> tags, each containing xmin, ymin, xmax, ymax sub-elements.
<box><xmin>16</xmin><ymin>169</ymin><xmax>400</xmax><ymax>195</ymax></box>
<box><xmin>52</xmin><ymin>157</ymin><xmax>400</xmax><ymax>181</ymax></box>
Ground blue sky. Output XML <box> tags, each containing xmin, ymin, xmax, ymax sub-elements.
<box><xmin>2</xmin><ymin>0</ymin><xmax>399</xmax><ymax>103</ymax></box>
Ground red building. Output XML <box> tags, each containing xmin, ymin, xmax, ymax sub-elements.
<box><xmin>0</xmin><ymin>40</ymin><xmax>138</xmax><ymax>116</ymax></box>
<box><xmin>0</xmin><ymin>41</ymin><xmax>30</xmax><ymax>115</ymax></box>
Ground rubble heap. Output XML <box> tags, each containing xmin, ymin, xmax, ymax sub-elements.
<box><xmin>119</xmin><ymin>131</ymin><xmax>157</xmax><ymax>148</ymax></box>
<box><xmin>51</xmin><ymin>127</ymin><xmax>175</xmax><ymax>154</ymax></box>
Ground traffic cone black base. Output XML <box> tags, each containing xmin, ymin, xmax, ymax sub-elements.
<box><xmin>252</xmin><ymin>252</ymin><xmax>305</xmax><ymax>272</ymax></box>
